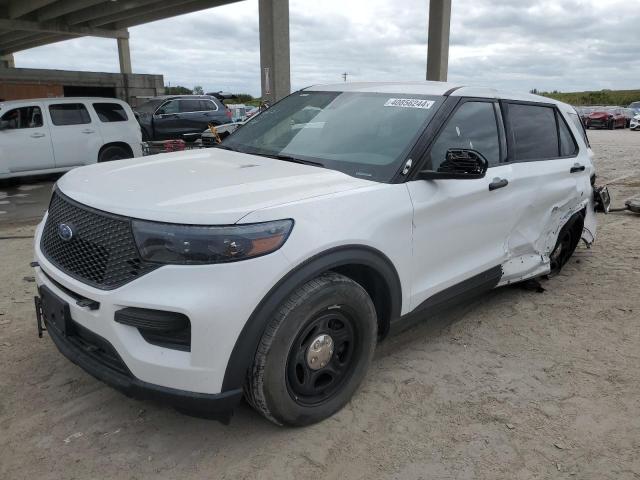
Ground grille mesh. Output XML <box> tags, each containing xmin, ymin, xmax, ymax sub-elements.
<box><xmin>41</xmin><ymin>192</ymin><xmax>159</xmax><ymax>290</ymax></box>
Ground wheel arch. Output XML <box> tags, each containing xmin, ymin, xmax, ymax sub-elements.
<box><xmin>221</xmin><ymin>245</ymin><xmax>403</xmax><ymax>392</ymax></box>
<box><xmin>98</xmin><ymin>142</ymin><xmax>134</xmax><ymax>162</ymax></box>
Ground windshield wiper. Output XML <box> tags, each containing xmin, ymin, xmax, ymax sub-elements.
<box><xmin>259</xmin><ymin>153</ymin><xmax>325</xmax><ymax>168</ymax></box>
<box><xmin>213</xmin><ymin>144</ymin><xmax>238</xmax><ymax>152</ymax></box>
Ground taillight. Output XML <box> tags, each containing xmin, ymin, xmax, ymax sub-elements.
<box><xmin>226</xmin><ymin>108</ymin><xmax>232</xmax><ymax>119</ymax></box>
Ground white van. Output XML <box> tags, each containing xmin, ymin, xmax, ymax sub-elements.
<box><xmin>0</xmin><ymin>97</ymin><xmax>142</xmax><ymax>179</ymax></box>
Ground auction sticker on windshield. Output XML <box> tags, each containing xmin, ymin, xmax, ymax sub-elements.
<box><xmin>384</xmin><ymin>98</ymin><xmax>434</xmax><ymax>109</ymax></box>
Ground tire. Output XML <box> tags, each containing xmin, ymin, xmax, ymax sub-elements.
<box><xmin>608</xmin><ymin>120</ymin><xmax>614</xmax><ymax>130</ymax></box>
<box><xmin>98</xmin><ymin>145</ymin><xmax>132</xmax><ymax>163</ymax></box>
<box><xmin>245</xmin><ymin>272</ymin><xmax>377</xmax><ymax>426</ymax></box>
<box><xmin>549</xmin><ymin>213</ymin><xmax>583</xmax><ymax>276</ymax></box>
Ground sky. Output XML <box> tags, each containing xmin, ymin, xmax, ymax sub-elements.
<box><xmin>12</xmin><ymin>0</ymin><xmax>640</xmax><ymax>97</ymax></box>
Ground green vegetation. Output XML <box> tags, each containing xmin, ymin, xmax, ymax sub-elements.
<box><xmin>164</xmin><ymin>85</ymin><xmax>193</xmax><ymax>95</ymax></box>
<box><xmin>534</xmin><ymin>88</ymin><xmax>640</xmax><ymax>106</ymax></box>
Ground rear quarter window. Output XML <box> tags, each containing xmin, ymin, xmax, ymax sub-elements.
<box><xmin>557</xmin><ymin>112</ymin><xmax>578</xmax><ymax>156</ymax></box>
<box><xmin>507</xmin><ymin>103</ymin><xmax>558</xmax><ymax>161</ymax></box>
<box><xmin>49</xmin><ymin>103</ymin><xmax>91</xmax><ymax>126</ymax></box>
<box><xmin>568</xmin><ymin>112</ymin><xmax>590</xmax><ymax>147</ymax></box>
<box><xmin>93</xmin><ymin>103</ymin><xmax>128</xmax><ymax>122</ymax></box>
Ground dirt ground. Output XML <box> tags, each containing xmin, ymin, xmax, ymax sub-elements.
<box><xmin>1</xmin><ymin>129</ymin><xmax>639</xmax><ymax>480</ymax></box>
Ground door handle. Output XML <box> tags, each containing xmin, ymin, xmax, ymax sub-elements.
<box><xmin>81</xmin><ymin>129</ymin><xmax>95</xmax><ymax>134</ymax></box>
<box><xmin>30</xmin><ymin>133</ymin><xmax>46</xmax><ymax>138</ymax></box>
<box><xmin>570</xmin><ymin>164</ymin><xmax>586</xmax><ymax>173</ymax></box>
<box><xmin>489</xmin><ymin>178</ymin><xmax>509</xmax><ymax>191</ymax></box>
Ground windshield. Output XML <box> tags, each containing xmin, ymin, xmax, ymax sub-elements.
<box><xmin>135</xmin><ymin>99</ymin><xmax>164</xmax><ymax>114</ymax></box>
<box><xmin>222</xmin><ymin>91</ymin><xmax>442</xmax><ymax>182</ymax></box>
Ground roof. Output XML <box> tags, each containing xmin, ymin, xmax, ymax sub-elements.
<box><xmin>0</xmin><ymin>96</ymin><xmax>128</xmax><ymax>108</ymax></box>
<box><xmin>0</xmin><ymin>0</ymin><xmax>244</xmax><ymax>55</ymax></box>
<box><xmin>304</xmin><ymin>81</ymin><xmax>570</xmax><ymax>109</ymax></box>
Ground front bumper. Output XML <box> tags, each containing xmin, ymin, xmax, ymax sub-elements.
<box><xmin>33</xmin><ymin>215</ymin><xmax>293</xmax><ymax>405</ymax></box>
<box><xmin>39</xmin><ymin>294</ymin><xmax>242</xmax><ymax>421</ymax></box>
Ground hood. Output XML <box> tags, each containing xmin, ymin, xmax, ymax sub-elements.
<box><xmin>57</xmin><ymin>149</ymin><xmax>372</xmax><ymax>224</ymax></box>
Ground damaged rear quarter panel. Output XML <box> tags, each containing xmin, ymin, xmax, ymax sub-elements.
<box><xmin>499</xmin><ymin>154</ymin><xmax>593</xmax><ymax>285</ymax></box>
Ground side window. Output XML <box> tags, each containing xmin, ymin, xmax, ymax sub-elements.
<box><xmin>179</xmin><ymin>100</ymin><xmax>202</xmax><ymax>113</ymax></box>
<box><xmin>156</xmin><ymin>100</ymin><xmax>179</xmax><ymax>115</ymax></box>
<box><xmin>0</xmin><ymin>106</ymin><xmax>43</xmax><ymax>129</ymax></box>
<box><xmin>507</xmin><ymin>103</ymin><xmax>558</xmax><ymax>161</ymax></box>
<box><xmin>568</xmin><ymin>112</ymin><xmax>589</xmax><ymax>147</ymax></box>
<box><xmin>93</xmin><ymin>103</ymin><xmax>128</xmax><ymax>122</ymax></box>
<box><xmin>49</xmin><ymin>103</ymin><xmax>91</xmax><ymax>126</ymax></box>
<box><xmin>199</xmin><ymin>100</ymin><xmax>217</xmax><ymax>111</ymax></box>
<box><xmin>429</xmin><ymin>101</ymin><xmax>501</xmax><ymax>169</ymax></box>
<box><xmin>558</xmin><ymin>113</ymin><xmax>578</xmax><ymax>156</ymax></box>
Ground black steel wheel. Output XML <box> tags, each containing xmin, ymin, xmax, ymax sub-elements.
<box><xmin>286</xmin><ymin>308</ymin><xmax>358</xmax><ymax>406</ymax></box>
<box><xmin>549</xmin><ymin>229</ymin><xmax>573</xmax><ymax>275</ymax></box>
<box><xmin>245</xmin><ymin>272</ymin><xmax>377</xmax><ymax>426</ymax></box>
<box><xmin>548</xmin><ymin>213</ymin><xmax>583</xmax><ymax>277</ymax></box>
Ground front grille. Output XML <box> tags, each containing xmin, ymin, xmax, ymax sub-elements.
<box><xmin>41</xmin><ymin>191</ymin><xmax>159</xmax><ymax>289</ymax></box>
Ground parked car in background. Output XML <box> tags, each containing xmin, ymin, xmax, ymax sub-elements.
<box><xmin>630</xmin><ymin>113</ymin><xmax>640</xmax><ymax>131</ymax></box>
<box><xmin>621</xmin><ymin>108</ymin><xmax>634</xmax><ymax>127</ymax></box>
<box><xmin>575</xmin><ymin>106</ymin><xmax>594</xmax><ymax>126</ymax></box>
<box><xmin>0</xmin><ymin>97</ymin><xmax>142</xmax><ymax>180</ymax></box>
<box><xmin>245</xmin><ymin>106</ymin><xmax>259</xmax><ymax>119</ymax></box>
<box><xmin>227</xmin><ymin>104</ymin><xmax>251</xmax><ymax>122</ymax></box>
<box><xmin>585</xmin><ymin>107</ymin><xmax>626</xmax><ymax>129</ymax></box>
<box><xmin>134</xmin><ymin>95</ymin><xmax>232</xmax><ymax>141</ymax></box>
<box><xmin>628</xmin><ymin>101</ymin><xmax>640</xmax><ymax>115</ymax></box>
<box><xmin>33</xmin><ymin>82</ymin><xmax>600</xmax><ymax>426</ymax></box>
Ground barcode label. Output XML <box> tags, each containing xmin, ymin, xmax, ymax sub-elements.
<box><xmin>384</xmin><ymin>98</ymin><xmax>435</xmax><ymax>109</ymax></box>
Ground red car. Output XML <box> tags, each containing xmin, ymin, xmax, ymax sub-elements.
<box><xmin>585</xmin><ymin>107</ymin><xmax>627</xmax><ymax>129</ymax></box>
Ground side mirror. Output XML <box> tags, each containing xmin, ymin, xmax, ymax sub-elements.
<box><xmin>418</xmin><ymin>149</ymin><xmax>489</xmax><ymax>180</ymax></box>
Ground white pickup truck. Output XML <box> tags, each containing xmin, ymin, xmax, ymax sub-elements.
<box><xmin>0</xmin><ymin>97</ymin><xmax>142</xmax><ymax>179</ymax></box>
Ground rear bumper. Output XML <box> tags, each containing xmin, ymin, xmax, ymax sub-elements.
<box><xmin>43</xmin><ymin>308</ymin><xmax>242</xmax><ymax>421</ymax></box>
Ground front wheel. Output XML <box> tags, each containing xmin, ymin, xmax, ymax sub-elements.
<box><xmin>245</xmin><ymin>272</ymin><xmax>377</xmax><ymax>426</ymax></box>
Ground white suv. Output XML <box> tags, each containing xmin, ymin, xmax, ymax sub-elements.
<box><xmin>0</xmin><ymin>97</ymin><xmax>142</xmax><ymax>179</ymax></box>
<box><xmin>33</xmin><ymin>82</ymin><xmax>599</xmax><ymax>426</ymax></box>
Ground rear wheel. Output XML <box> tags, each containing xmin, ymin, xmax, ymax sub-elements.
<box><xmin>98</xmin><ymin>145</ymin><xmax>132</xmax><ymax>162</ymax></box>
<box><xmin>549</xmin><ymin>213</ymin><xmax>583</xmax><ymax>276</ymax></box>
<box><xmin>245</xmin><ymin>272</ymin><xmax>377</xmax><ymax>426</ymax></box>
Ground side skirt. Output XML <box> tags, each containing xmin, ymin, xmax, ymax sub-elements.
<box><xmin>389</xmin><ymin>265</ymin><xmax>503</xmax><ymax>335</ymax></box>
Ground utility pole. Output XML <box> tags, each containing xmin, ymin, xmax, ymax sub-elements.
<box><xmin>342</xmin><ymin>72</ymin><xmax>349</xmax><ymax>82</ymax></box>
<box><xmin>426</xmin><ymin>0</ymin><xmax>452</xmax><ymax>82</ymax></box>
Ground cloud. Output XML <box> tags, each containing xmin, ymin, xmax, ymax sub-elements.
<box><xmin>12</xmin><ymin>0</ymin><xmax>640</xmax><ymax>97</ymax></box>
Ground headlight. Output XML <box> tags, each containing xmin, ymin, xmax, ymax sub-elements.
<box><xmin>132</xmin><ymin>219</ymin><xmax>294</xmax><ymax>264</ymax></box>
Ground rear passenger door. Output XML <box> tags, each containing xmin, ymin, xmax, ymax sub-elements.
<box><xmin>48</xmin><ymin>102</ymin><xmax>103</xmax><ymax>167</ymax></box>
<box><xmin>177</xmin><ymin>99</ymin><xmax>208</xmax><ymax>139</ymax></box>
<box><xmin>502</xmin><ymin>101</ymin><xmax>585</xmax><ymax>264</ymax></box>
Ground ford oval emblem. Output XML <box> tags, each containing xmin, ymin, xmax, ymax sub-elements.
<box><xmin>57</xmin><ymin>223</ymin><xmax>74</xmax><ymax>242</ymax></box>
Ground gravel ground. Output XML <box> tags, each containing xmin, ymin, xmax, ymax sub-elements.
<box><xmin>0</xmin><ymin>129</ymin><xmax>638</xmax><ymax>480</ymax></box>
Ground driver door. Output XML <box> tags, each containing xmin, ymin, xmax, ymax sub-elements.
<box><xmin>407</xmin><ymin>99</ymin><xmax>519</xmax><ymax>311</ymax></box>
